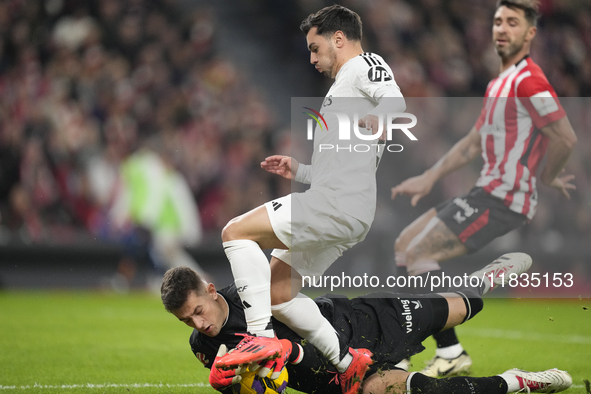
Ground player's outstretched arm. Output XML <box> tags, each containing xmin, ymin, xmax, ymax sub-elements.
<box><xmin>260</xmin><ymin>155</ymin><xmax>300</xmax><ymax>180</ymax></box>
<box><xmin>539</xmin><ymin>116</ymin><xmax>577</xmax><ymax>199</ymax></box>
<box><xmin>391</xmin><ymin>126</ymin><xmax>482</xmax><ymax>206</ymax></box>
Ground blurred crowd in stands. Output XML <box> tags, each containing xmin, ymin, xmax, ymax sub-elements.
<box><xmin>0</xmin><ymin>0</ymin><xmax>279</xmax><ymax>250</ymax></box>
<box><xmin>0</xmin><ymin>0</ymin><xmax>589</xmax><ymax>264</ymax></box>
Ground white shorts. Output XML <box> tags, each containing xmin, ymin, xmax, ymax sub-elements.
<box><xmin>264</xmin><ymin>190</ymin><xmax>369</xmax><ymax>277</ymax></box>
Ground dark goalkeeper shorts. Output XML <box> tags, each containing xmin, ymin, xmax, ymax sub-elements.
<box><xmin>346</xmin><ymin>293</ymin><xmax>449</xmax><ymax>377</ymax></box>
<box><xmin>436</xmin><ymin>187</ymin><xmax>527</xmax><ymax>253</ymax></box>
<box><xmin>287</xmin><ymin>293</ymin><xmax>450</xmax><ymax>392</ymax></box>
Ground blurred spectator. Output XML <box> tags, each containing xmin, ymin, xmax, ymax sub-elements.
<box><xmin>102</xmin><ymin>140</ymin><xmax>206</xmax><ymax>290</ymax></box>
<box><xmin>0</xmin><ymin>0</ymin><xmax>277</xmax><ymax>246</ymax></box>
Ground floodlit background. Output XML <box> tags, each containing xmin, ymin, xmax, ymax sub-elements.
<box><xmin>0</xmin><ymin>0</ymin><xmax>590</xmax><ymax>393</ymax></box>
<box><xmin>0</xmin><ymin>0</ymin><xmax>589</xmax><ymax>292</ymax></box>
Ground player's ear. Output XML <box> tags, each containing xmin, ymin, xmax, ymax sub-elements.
<box><xmin>525</xmin><ymin>25</ymin><xmax>536</xmax><ymax>42</ymax></box>
<box><xmin>333</xmin><ymin>30</ymin><xmax>345</xmax><ymax>48</ymax></box>
<box><xmin>206</xmin><ymin>283</ymin><xmax>217</xmax><ymax>298</ymax></box>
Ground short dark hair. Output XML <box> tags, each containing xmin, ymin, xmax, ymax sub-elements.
<box><xmin>496</xmin><ymin>0</ymin><xmax>540</xmax><ymax>26</ymax></box>
<box><xmin>300</xmin><ymin>4</ymin><xmax>362</xmax><ymax>41</ymax></box>
<box><xmin>161</xmin><ymin>267</ymin><xmax>207</xmax><ymax>312</ymax></box>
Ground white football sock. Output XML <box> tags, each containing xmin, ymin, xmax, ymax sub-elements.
<box><xmin>498</xmin><ymin>372</ymin><xmax>521</xmax><ymax>393</ymax></box>
<box><xmin>272</xmin><ymin>294</ymin><xmax>352</xmax><ymax>372</ymax></box>
<box><xmin>435</xmin><ymin>343</ymin><xmax>464</xmax><ymax>359</ymax></box>
<box><xmin>223</xmin><ymin>240</ymin><xmax>274</xmax><ymax>337</ymax></box>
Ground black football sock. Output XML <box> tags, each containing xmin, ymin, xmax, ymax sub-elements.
<box><xmin>456</xmin><ymin>291</ymin><xmax>484</xmax><ymax>323</ymax></box>
<box><xmin>409</xmin><ymin>372</ymin><xmax>508</xmax><ymax>394</ymax></box>
<box><xmin>433</xmin><ymin>327</ymin><xmax>460</xmax><ymax>348</ymax></box>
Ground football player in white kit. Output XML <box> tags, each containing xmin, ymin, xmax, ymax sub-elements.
<box><xmin>214</xmin><ymin>5</ymin><xmax>405</xmax><ymax>394</ymax></box>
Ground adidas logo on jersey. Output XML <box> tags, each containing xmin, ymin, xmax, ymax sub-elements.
<box><xmin>272</xmin><ymin>201</ymin><xmax>282</xmax><ymax>211</ymax></box>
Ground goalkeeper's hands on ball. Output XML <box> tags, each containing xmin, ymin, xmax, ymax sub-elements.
<box><xmin>209</xmin><ymin>345</ymin><xmax>247</xmax><ymax>390</ymax></box>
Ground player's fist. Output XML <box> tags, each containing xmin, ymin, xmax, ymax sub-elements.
<box><xmin>209</xmin><ymin>345</ymin><xmax>244</xmax><ymax>391</ymax></box>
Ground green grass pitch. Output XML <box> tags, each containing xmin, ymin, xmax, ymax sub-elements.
<box><xmin>0</xmin><ymin>291</ymin><xmax>589</xmax><ymax>393</ymax></box>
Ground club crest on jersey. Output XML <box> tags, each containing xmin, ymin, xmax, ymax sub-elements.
<box><xmin>195</xmin><ymin>352</ymin><xmax>210</xmax><ymax>366</ymax></box>
<box><xmin>368</xmin><ymin>65</ymin><xmax>392</xmax><ymax>82</ymax></box>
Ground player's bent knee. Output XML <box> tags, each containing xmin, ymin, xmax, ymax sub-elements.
<box><xmin>220</xmin><ymin>221</ymin><xmax>233</xmax><ymax>243</ymax></box>
<box><xmin>270</xmin><ymin>282</ymin><xmax>294</xmax><ymax>305</ymax></box>
<box><xmin>221</xmin><ymin>217</ymin><xmax>245</xmax><ymax>242</ymax></box>
<box><xmin>404</xmin><ymin>246</ymin><xmax>421</xmax><ymax>266</ymax></box>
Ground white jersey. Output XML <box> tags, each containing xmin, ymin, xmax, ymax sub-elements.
<box><xmin>296</xmin><ymin>52</ymin><xmax>403</xmax><ymax>226</ymax></box>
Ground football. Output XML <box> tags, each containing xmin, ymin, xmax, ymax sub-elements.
<box><xmin>231</xmin><ymin>367</ymin><xmax>289</xmax><ymax>394</ymax></box>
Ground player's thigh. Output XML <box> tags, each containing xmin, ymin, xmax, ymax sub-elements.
<box><xmin>221</xmin><ymin>203</ymin><xmax>286</xmax><ymax>249</ymax></box>
<box><xmin>363</xmin><ymin>369</ymin><xmax>410</xmax><ymax>394</ymax></box>
<box><xmin>405</xmin><ymin>217</ymin><xmax>468</xmax><ymax>263</ymax></box>
<box><xmin>291</xmin><ymin>190</ymin><xmax>368</xmax><ymax>251</ymax></box>
<box><xmin>270</xmin><ymin>255</ymin><xmax>303</xmax><ymax>305</ymax></box>
<box><xmin>395</xmin><ymin>208</ymin><xmax>437</xmax><ymax>253</ymax></box>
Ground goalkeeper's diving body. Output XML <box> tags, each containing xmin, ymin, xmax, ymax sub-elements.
<box><xmin>160</xmin><ymin>253</ymin><xmax>572</xmax><ymax>394</ymax></box>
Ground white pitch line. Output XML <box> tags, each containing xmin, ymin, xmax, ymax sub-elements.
<box><xmin>459</xmin><ymin>327</ymin><xmax>591</xmax><ymax>345</ymax></box>
<box><xmin>0</xmin><ymin>382</ymin><xmax>586</xmax><ymax>391</ymax></box>
<box><xmin>0</xmin><ymin>383</ymin><xmax>211</xmax><ymax>390</ymax></box>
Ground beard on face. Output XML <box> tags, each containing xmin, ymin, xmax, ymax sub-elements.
<box><xmin>321</xmin><ymin>44</ymin><xmax>337</xmax><ymax>78</ymax></box>
<box><xmin>495</xmin><ymin>32</ymin><xmax>527</xmax><ymax>60</ymax></box>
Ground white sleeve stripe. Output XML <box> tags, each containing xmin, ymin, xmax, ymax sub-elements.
<box><xmin>514</xmin><ymin>71</ymin><xmax>531</xmax><ymax>94</ymax></box>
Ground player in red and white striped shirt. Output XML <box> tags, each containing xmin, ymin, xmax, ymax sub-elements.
<box><xmin>390</xmin><ymin>0</ymin><xmax>577</xmax><ymax>378</ymax></box>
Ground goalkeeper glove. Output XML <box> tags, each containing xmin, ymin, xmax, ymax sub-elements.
<box><xmin>209</xmin><ymin>344</ymin><xmax>246</xmax><ymax>391</ymax></box>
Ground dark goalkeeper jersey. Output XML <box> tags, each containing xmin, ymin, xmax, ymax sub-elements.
<box><xmin>189</xmin><ymin>284</ymin><xmax>443</xmax><ymax>394</ymax></box>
